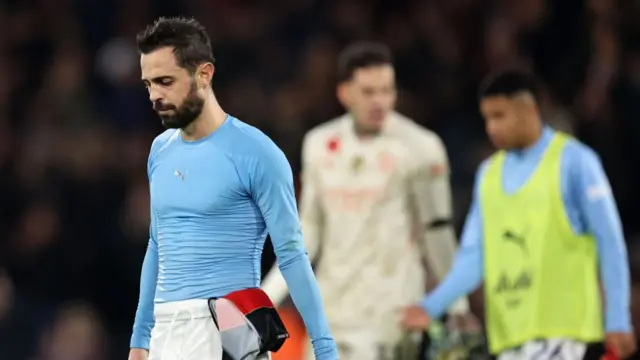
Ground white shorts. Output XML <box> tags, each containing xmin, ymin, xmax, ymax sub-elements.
<box><xmin>148</xmin><ymin>299</ymin><xmax>270</xmax><ymax>360</ymax></box>
<box><xmin>498</xmin><ymin>339</ymin><xmax>587</xmax><ymax>360</ymax></box>
<box><xmin>149</xmin><ymin>299</ymin><xmax>223</xmax><ymax>360</ymax></box>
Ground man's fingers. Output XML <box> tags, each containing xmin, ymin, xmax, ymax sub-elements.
<box><xmin>399</xmin><ymin>310</ymin><xmax>418</xmax><ymax>329</ymax></box>
<box><xmin>615</xmin><ymin>345</ymin><xmax>632</xmax><ymax>359</ymax></box>
<box><xmin>402</xmin><ymin>319</ymin><xmax>421</xmax><ymax>330</ymax></box>
<box><xmin>402</xmin><ymin>314</ymin><xmax>417</xmax><ymax>327</ymax></box>
<box><xmin>607</xmin><ymin>334</ymin><xmax>637</xmax><ymax>359</ymax></box>
<box><xmin>620</xmin><ymin>339</ymin><xmax>637</xmax><ymax>358</ymax></box>
<box><xmin>399</xmin><ymin>305</ymin><xmax>431</xmax><ymax>331</ymax></box>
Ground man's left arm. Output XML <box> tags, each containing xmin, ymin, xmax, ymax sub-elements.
<box><xmin>408</xmin><ymin>134</ymin><xmax>469</xmax><ymax>315</ymax></box>
<box><xmin>250</xmin><ymin>143</ymin><xmax>337</xmax><ymax>360</ymax></box>
<box><xmin>571</xmin><ymin>148</ymin><xmax>632</xmax><ymax>333</ymax></box>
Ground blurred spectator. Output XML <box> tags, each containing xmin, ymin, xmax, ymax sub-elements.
<box><xmin>35</xmin><ymin>302</ymin><xmax>106</xmax><ymax>360</ymax></box>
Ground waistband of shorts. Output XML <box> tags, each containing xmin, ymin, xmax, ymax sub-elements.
<box><xmin>154</xmin><ymin>299</ymin><xmax>212</xmax><ymax>322</ymax></box>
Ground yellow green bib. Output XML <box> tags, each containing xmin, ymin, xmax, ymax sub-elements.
<box><xmin>480</xmin><ymin>133</ymin><xmax>603</xmax><ymax>354</ymax></box>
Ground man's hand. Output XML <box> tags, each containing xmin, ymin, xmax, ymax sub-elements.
<box><xmin>605</xmin><ymin>332</ymin><xmax>637</xmax><ymax>359</ymax></box>
<box><xmin>400</xmin><ymin>305</ymin><xmax>431</xmax><ymax>330</ymax></box>
<box><xmin>128</xmin><ymin>348</ymin><xmax>149</xmax><ymax>360</ymax></box>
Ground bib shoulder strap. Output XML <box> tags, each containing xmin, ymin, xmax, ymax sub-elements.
<box><xmin>544</xmin><ymin>132</ymin><xmax>570</xmax><ymax>159</ymax></box>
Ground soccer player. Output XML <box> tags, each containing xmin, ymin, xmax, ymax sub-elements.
<box><xmin>261</xmin><ymin>42</ymin><xmax>475</xmax><ymax>360</ymax></box>
<box><xmin>401</xmin><ymin>70</ymin><xmax>637</xmax><ymax>359</ymax></box>
<box><xmin>128</xmin><ymin>17</ymin><xmax>338</xmax><ymax>360</ymax></box>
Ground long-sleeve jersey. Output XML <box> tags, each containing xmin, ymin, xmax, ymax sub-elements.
<box><xmin>422</xmin><ymin>127</ymin><xmax>632</xmax><ymax>333</ymax></box>
<box><xmin>130</xmin><ymin>116</ymin><xmax>337</xmax><ymax>359</ymax></box>
<box><xmin>262</xmin><ymin>112</ymin><xmax>469</xmax><ymax>345</ymax></box>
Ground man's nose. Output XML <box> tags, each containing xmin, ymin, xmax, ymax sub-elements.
<box><xmin>148</xmin><ymin>86</ymin><xmax>162</xmax><ymax>102</ymax></box>
<box><xmin>371</xmin><ymin>92</ymin><xmax>388</xmax><ymax>107</ymax></box>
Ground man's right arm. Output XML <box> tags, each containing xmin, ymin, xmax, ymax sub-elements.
<box><xmin>130</xmin><ymin>233</ymin><xmax>158</xmax><ymax>350</ymax></box>
<box><xmin>130</xmin><ymin>148</ymin><xmax>160</xmax><ymax>352</ymax></box>
<box><xmin>420</xmin><ymin>166</ymin><xmax>486</xmax><ymax>318</ymax></box>
<box><xmin>261</xmin><ymin>134</ymin><xmax>324</xmax><ymax>305</ymax></box>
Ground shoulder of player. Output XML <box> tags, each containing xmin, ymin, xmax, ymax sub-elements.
<box><xmin>476</xmin><ymin>158</ymin><xmax>492</xmax><ymax>179</ymax></box>
<box><xmin>149</xmin><ymin>129</ymin><xmax>179</xmax><ymax>155</ymax></box>
<box><xmin>470</xmin><ymin>158</ymin><xmax>492</xmax><ymax>197</ymax></box>
<box><xmin>224</xmin><ymin>117</ymin><xmax>289</xmax><ymax>168</ymax></box>
<box><xmin>562</xmin><ymin>136</ymin><xmax>599</xmax><ymax>160</ymax></box>
<box><xmin>389</xmin><ymin>114</ymin><xmax>446</xmax><ymax>164</ymax></box>
<box><xmin>390</xmin><ymin>113</ymin><xmax>442</xmax><ymax>147</ymax></box>
<box><xmin>302</xmin><ymin>116</ymin><xmax>344</xmax><ymax>147</ymax></box>
<box><xmin>561</xmin><ymin>135</ymin><xmax>601</xmax><ymax>171</ymax></box>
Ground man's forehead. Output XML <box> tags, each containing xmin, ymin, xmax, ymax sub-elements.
<box><xmin>352</xmin><ymin>65</ymin><xmax>395</xmax><ymax>84</ymax></box>
<box><xmin>140</xmin><ymin>47</ymin><xmax>181</xmax><ymax>77</ymax></box>
<box><xmin>481</xmin><ymin>95</ymin><xmax>513</xmax><ymax>108</ymax></box>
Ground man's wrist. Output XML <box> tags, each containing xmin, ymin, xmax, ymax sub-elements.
<box><xmin>130</xmin><ymin>335</ymin><xmax>151</xmax><ymax>351</ymax></box>
<box><xmin>420</xmin><ymin>296</ymin><xmax>439</xmax><ymax>319</ymax></box>
<box><xmin>129</xmin><ymin>348</ymin><xmax>149</xmax><ymax>360</ymax></box>
<box><xmin>605</xmin><ymin>309</ymin><xmax>633</xmax><ymax>334</ymax></box>
<box><xmin>605</xmin><ymin>322</ymin><xmax>634</xmax><ymax>334</ymax></box>
<box><xmin>311</xmin><ymin>338</ymin><xmax>339</xmax><ymax>359</ymax></box>
<box><xmin>315</xmin><ymin>349</ymin><xmax>339</xmax><ymax>360</ymax></box>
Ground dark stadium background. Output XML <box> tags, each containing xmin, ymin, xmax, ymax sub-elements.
<box><xmin>0</xmin><ymin>0</ymin><xmax>639</xmax><ymax>359</ymax></box>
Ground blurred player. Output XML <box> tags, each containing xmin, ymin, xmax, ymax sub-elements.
<box><xmin>128</xmin><ymin>17</ymin><xmax>338</xmax><ymax>360</ymax></box>
<box><xmin>401</xmin><ymin>70</ymin><xmax>637</xmax><ymax>359</ymax></box>
<box><xmin>261</xmin><ymin>41</ymin><xmax>475</xmax><ymax>360</ymax></box>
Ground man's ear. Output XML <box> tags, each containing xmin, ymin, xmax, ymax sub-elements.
<box><xmin>336</xmin><ymin>82</ymin><xmax>350</xmax><ymax>108</ymax></box>
<box><xmin>198</xmin><ymin>63</ymin><xmax>215</xmax><ymax>88</ymax></box>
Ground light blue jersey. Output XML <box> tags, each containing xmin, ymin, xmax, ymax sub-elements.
<box><xmin>422</xmin><ymin>127</ymin><xmax>632</xmax><ymax>332</ymax></box>
<box><xmin>131</xmin><ymin>116</ymin><xmax>337</xmax><ymax>359</ymax></box>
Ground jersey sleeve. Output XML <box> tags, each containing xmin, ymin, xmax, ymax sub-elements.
<box><xmin>409</xmin><ymin>133</ymin><xmax>454</xmax><ymax>224</ymax></box>
<box><xmin>130</xmin><ymin>225</ymin><xmax>159</xmax><ymax>349</ymax></box>
<box><xmin>249</xmin><ymin>140</ymin><xmax>337</xmax><ymax>360</ymax></box>
<box><xmin>261</xmin><ymin>133</ymin><xmax>324</xmax><ymax>305</ymax></box>
<box><xmin>407</xmin><ymin>133</ymin><xmax>469</xmax><ymax>314</ymax></box>
<box><xmin>130</xmin><ymin>144</ymin><xmax>160</xmax><ymax>350</ymax></box>
<box><xmin>565</xmin><ymin>145</ymin><xmax>632</xmax><ymax>332</ymax></box>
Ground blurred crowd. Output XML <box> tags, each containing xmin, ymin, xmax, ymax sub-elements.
<box><xmin>0</xmin><ymin>0</ymin><xmax>639</xmax><ymax>359</ymax></box>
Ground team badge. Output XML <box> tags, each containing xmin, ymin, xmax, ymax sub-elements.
<box><xmin>351</xmin><ymin>156</ymin><xmax>364</xmax><ymax>173</ymax></box>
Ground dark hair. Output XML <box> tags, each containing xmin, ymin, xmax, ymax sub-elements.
<box><xmin>136</xmin><ymin>16</ymin><xmax>215</xmax><ymax>73</ymax></box>
<box><xmin>478</xmin><ymin>69</ymin><xmax>539</xmax><ymax>100</ymax></box>
<box><xmin>337</xmin><ymin>41</ymin><xmax>393</xmax><ymax>82</ymax></box>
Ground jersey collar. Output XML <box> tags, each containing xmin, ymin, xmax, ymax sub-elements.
<box><xmin>510</xmin><ymin>126</ymin><xmax>554</xmax><ymax>159</ymax></box>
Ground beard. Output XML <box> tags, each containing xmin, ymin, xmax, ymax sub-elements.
<box><xmin>153</xmin><ymin>81</ymin><xmax>205</xmax><ymax>129</ymax></box>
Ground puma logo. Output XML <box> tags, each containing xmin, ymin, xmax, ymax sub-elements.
<box><xmin>174</xmin><ymin>169</ymin><xmax>186</xmax><ymax>181</ymax></box>
<box><xmin>503</xmin><ymin>229</ymin><xmax>527</xmax><ymax>254</ymax></box>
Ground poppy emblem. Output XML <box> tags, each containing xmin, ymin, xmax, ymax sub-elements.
<box><xmin>327</xmin><ymin>136</ymin><xmax>340</xmax><ymax>153</ymax></box>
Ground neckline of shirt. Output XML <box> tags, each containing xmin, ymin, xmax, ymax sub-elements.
<box><xmin>178</xmin><ymin>114</ymin><xmax>231</xmax><ymax>145</ymax></box>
